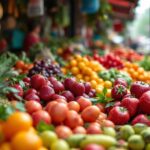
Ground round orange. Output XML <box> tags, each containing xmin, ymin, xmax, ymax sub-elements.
<box><xmin>11</xmin><ymin>131</ymin><xmax>42</xmax><ymax>150</ymax></box>
<box><xmin>3</xmin><ymin>112</ymin><xmax>32</xmax><ymax>139</ymax></box>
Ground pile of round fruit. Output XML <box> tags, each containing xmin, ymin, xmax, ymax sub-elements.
<box><xmin>0</xmin><ymin>51</ymin><xmax>150</xmax><ymax>150</ymax></box>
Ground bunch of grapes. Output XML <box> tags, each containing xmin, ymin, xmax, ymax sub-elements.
<box><xmin>28</xmin><ymin>59</ymin><xmax>63</xmax><ymax>78</ymax></box>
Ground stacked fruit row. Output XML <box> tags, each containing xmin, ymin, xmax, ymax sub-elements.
<box><xmin>63</xmin><ymin>55</ymin><xmax>114</xmax><ymax>95</ymax></box>
<box><xmin>123</xmin><ymin>61</ymin><xmax>150</xmax><ymax>83</ymax></box>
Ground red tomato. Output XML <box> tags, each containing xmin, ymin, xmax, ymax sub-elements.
<box><xmin>78</xmin><ymin>116</ymin><xmax>84</xmax><ymax>126</ymax></box>
<box><xmin>25</xmin><ymin>101</ymin><xmax>42</xmax><ymax>114</ymax></box>
<box><xmin>86</xmin><ymin>124</ymin><xmax>102</xmax><ymax>134</ymax></box>
<box><xmin>68</xmin><ymin>101</ymin><xmax>80</xmax><ymax>112</ymax></box>
<box><xmin>81</xmin><ymin>106</ymin><xmax>100</xmax><ymax>122</ymax></box>
<box><xmin>55</xmin><ymin>125</ymin><xmax>72</xmax><ymax>139</ymax></box>
<box><xmin>32</xmin><ymin>110</ymin><xmax>51</xmax><ymax>126</ymax></box>
<box><xmin>96</xmin><ymin>103</ymin><xmax>104</xmax><ymax>112</ymax></box>
<box><xmin>73</xmin><ymin>126</ymin><xmax>86</xmax><ymax>134</ymax></box>
<box><xmin>45</xmin><ymin>101</ymin><xmax>58</xmax><ymax>112</ymax></box>
<box><xmin>64</xmin><ymin>110</ymin><xmax>80</xmax><ymax>129</ymax></box>
<box><xmin>101</xmin><ymin>120</ymin><xmax>115</xmax><ymax>128</ymax></box>
<box><xmin>50</xmin><ymin>103</ymin><xmax>69</xmax><ymax>124</ymax></box>
<box><xmin>77</xmin><ymin>97</ymin><xmax>92</xmax><ymax>111</ymax></box>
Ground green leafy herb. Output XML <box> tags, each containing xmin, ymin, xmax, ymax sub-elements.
<box><xmin>36</xmin><ymin>121</ymin><xmax>55</xmax><ymax>132</ymax></box>
<box><xmin>0</xmin><ymin>105</ymin><xmax>15</xmax><ymax>120</ymax></box>
<box><xmin>94</xmin><ymin>88</ymin><xmax>113</xmax><ymax>104</ymax></box>
<box><xmin>15</xmin><ymin>102</ymin><xmax>26</xmax><ymax>112</ymax></box>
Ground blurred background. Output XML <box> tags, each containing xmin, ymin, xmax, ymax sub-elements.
<box><xmin>0</xmin><ymin>0</ymin><xmax>149</xmax><ymax>55</ymax></box>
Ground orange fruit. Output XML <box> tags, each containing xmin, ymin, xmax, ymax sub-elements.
<box><xmin>11</xmin><ymin>131</ymin><xmax>42</xmax><ymax>150</ymax></box>
<box><xmin>2</xmin><ymin>112</ymin><xmax>32</xmax><ymax>139</ymax></box>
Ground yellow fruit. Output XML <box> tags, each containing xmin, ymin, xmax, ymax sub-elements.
<box><xmin>61</xmin><ymin>68</ymin><xmax>67</xmax><ymax>74</ymax></box>
<box><xmin>82</xmin><ymin>57</ymin><xmax>89</xmax><ymax>65</ymax></box>
<box><xmin>104</xmin><ymin>81</ymin><xmax>112</xmax><ymax>88</ymax></box>
<box><xmin>106</xmin><ymin>89</ymin><xmax>111</xmax><ymax>98</ymax></box>
<box><xmin>84</xmin><ymin>76</ymin><xmax>90</xmax><ymax>82</ymax></box>
<box><xmin>70</xmin><ymin>60</ymin><xmax>77</xmax><ymax>67</ymax></box>
<box><xmin>78</xmin><ymin>62</ymin><xmax>85</xmax><ymax>70</ymax></box>
<box><xmin>71</xmin><ymin>67</ymin><xmax>79</xmax><ymax>75</ymax></box>
<box><xmin>75</xmin><ymin>55</ymin><xmax>82</xmax><ymax>61</ymax></box>
<box><xmin>76</xmin><ymin>74</ymin><xmax>83</xmax><ymax>80</ymax></box>
<box><xmin>96</xmin><ymin>86</ymin><xmax>103</xmax><ymax>94</ymax></box>
<box><xmin>91</xmin><ymin>80</ymin><xmax>97</xmax><ymax>88</ymax></box>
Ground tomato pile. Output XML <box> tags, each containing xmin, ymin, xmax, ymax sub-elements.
<box><xmin>0</xmin><ymin>48</ymin><xmax>150</xmax><ymax>150</ymax></box>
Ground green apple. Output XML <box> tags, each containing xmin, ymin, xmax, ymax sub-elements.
<box><xmin>40</xmin><ymin>131</ymin><xmax>58</xmax><ymax>148</ymax></box>
<box><xmin>128</xmin><ymin>135</ymin><xmax>145</xmax><ymax>150</ymax></box>
<box><xmin>119</xmin><ymin>125</ymin><xmax>135</xmax><ymax>140</ymax></box>
<box><xmin>133</xmin><ymin>123</ymin><xmax>147</xmax><ymax>134</ymax></box>
<box><xmin>103</xmin><ymin>127</ymin><xmax>116</xmax><ymax>137</ymax></box>
<box><xmin>141</xmin><ymin>128</ymin><xmax>150</xmax><ymax>143</ymax></box>
<box><xmin>51</xmin><ymin>140</ymin><xmax>70</xmax><ymax>150</ymax></box>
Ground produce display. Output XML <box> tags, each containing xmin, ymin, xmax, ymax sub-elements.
<box><xmin>0</xmin><ymin>44</ymin><xmax>150</xmax><ymax>150</ymax></box>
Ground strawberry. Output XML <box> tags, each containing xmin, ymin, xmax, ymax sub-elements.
<box><xmin>131</xmin><ymin>114</ymin><xmax>150</xmax><ymax>126</ymax></box>
<box><xmin>139</xmin><ymin>91</ymin><xmax>150</xmax><ymax>114</ymax></box>
<box><xmin>108</xmin><ymin>106</ymin><xmax>130</xmax><ymax>125</ymax></box>
<box><xmin>121</xmin><ymin>97</ymin><xmax>139</xmax><ymax>117</ymax></box>
<box><xmin>130</xmin><ymin>81</ymin><xmax>150</xmax><ymax>98</ymax></box>
<box><xmin>114</xmin><ymin>78</ymin><xmax>128</xmax><ymax>87</ymax></box>
<box><xmin>111</xmin><ymin>84</ymin><xmax>127</xmax><ymax>100</ymax></box>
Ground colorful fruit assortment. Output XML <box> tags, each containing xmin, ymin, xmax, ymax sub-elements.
<box><xmin>0</xmin><ymin>46</ymin><xmax>150</xmax><ymax>150</ymax></box>
<box><xmin>14</xmin><ymin>60</ymin><xmax>33</xmax><ymax>74</ymax></box>
<box><xmin>123</xmin><ymin>61</ymin><xmax>150</xmax><ymax>83</ymax></box>
<box><xmin>63</xmin><ymin>55</ymin><xmax>110</xmax><ymax>93</ymax></box>
<box><xmin>94</xmin><ymin>53</ymin><xmax>124</xmax><ymax>69</ymax></box>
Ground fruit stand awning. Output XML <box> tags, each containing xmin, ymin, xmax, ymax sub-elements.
<box><xmin>108</xmin><ymin>0</ymin><xmax>139</xmax><ymax>19</ymax></box>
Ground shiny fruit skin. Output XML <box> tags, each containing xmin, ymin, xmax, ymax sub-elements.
<box><xmin>121</xmin><ymin>97</ymin><xmax>139</xmax><ymax>117</ymax></box>
<box><xmin>3</xmin><ymin>112</ymin><xmax>32</xmax><ymax>139</ymax></box>
<box><xmin>24</xmin><ymin>93</ymin><xmax>40</xmax><ymax>102</ymax></box>
<box><xmin>114</xmin><ymin>78</ymin><xmax>128</xmax><ymax>87</ymax></box>
<box><xmin>64</xmin><ymin>78</ymin><xmax>76</xmax><ymax>91</ymax></box>
<box><xmin>61</xmin><ymin>91</ymin><xmax>75</xmax><ymax>102</ymax></box>
<box><xmin>31</xmin><ymin>74</ymin><xmax>47</xmax><ymax>90</ymax></box>
<box><xmin>25</xmin><ymin>100</ymin><xmax>42</xmax><ymax>114</ymax></box>
<box><xmin>81</xmin><ymin>106</ymin><xmax>100</xmax><ymax>122</ymax></box>
<box><xmin>64</xmin><ymin>110</ymin><xmax>81</xmax><ymax>129</ymax></box>
<box><xmin>68</xmin><ymin>101</ymin><xmax>80</xmax><ymax>112</ymax></box>
<box><xmin>51</xmin><ymin>94</ymin><xmax>66</xmax><ymax>100</ymax></box>
<box><xmin>72</xmin><ymin>82</ymin><xmax>85</xmax><ymax>96</ymax></box>
<box><xmin>84</xmin><ymin>144</ymin><xmax>105</xmax><ymax>150</ymax></box>
<box><xmin>11</xmin><ymin>131</ymin><xmax>42</xmax><ymax>150</ymax></box>
<box><xmin>51</xmin><ymin>139</ymin><xmax>69</xmax><ymax>150</ymax></box>
<box><xmin>108</xmin><ymin>106</ymin><xmax>130</xmax><ymax>125</ymax></box>
<box><xmin>77</xmin><ymin>97</ymin><xmax>92</xmax><ymax>111</ymax></box>
<box><xmin>45</xmin><ymin>101</ymin><xmax>58</xmax><ymax>112</ymax></box>
<box><xmin>39</xmin><ymin>85</ymin><xmax>55</xmax><ymax>101</ymax></box>
<box><xmin>50</xmin><ymin>103</ymin><xmax>69</xmax><ymax>124</ymax></box>
<box><xmin>51</xmin><ymin>80</ymin><xmax>64</xmax><ymax>94</ymax></box>
<box><xmin>73</xmin><ymin>126</ymin><xmax>87</xmax><ymax>134</ymax></box>
<box><xmin>86</xmin><ymin>124</ymin><xmax>102</xmax><ymax>134</ymax></box>
<box><xmin>139</xmin><ymin>91</ymin><xmax>150</xmax><ymax>115</ymax></box>
<box><xmin>55</xmin><ymin>125</ymin><xmax>73</xmax><ymax>139</ymax></box>
<box><xmin>32</xmin><ymin>110</ymin><xmax>51</xmax><ymax>126</ymax></box>
<box><xmin>40</xmin><ymin>131</ymin><xmax>58</xmax><ymax>148</ymax></box>
<box><xmin>24</xmin><ymin>88</ymin><xmax>37</xmax><ymax>97</ymax></box>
